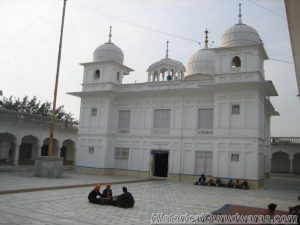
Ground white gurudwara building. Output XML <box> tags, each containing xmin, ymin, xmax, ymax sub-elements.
<box><xmin>69</xmin><ymin>5</ymin><xmax>278</xmax><ymax>188</ymax></box>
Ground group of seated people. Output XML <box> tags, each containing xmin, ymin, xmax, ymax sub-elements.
<box><xmin>88</xmin><ymin>184</ymin><xmax>135</xmax><ymax>208</ymax></box>
<box><xmin>193</xmin><ymin>174</ymin><xmax>249</xmax><ymax>189</ymax></box>
<box><xmin>289</xmin><ymin>196</ymin><xmax>300</xmax><ymax>224</ymax></box>
<box><xmin>268</xmin><ymin>197</ymin><xmax>300</xmax><ymax>224</ymax></box>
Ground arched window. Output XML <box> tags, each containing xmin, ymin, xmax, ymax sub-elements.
<box><xmin>94</xmin><ymin>69</ymin><xmax>100</xmax><ymax>79</ymax></box>
<box><xmin>117</xmin><ymin>72</ymin><xmax>120</xmax><ymax>81</ymax></box>
<box><xmin>232</xmin><ymin>56</ymin><xmax>241</xmax><ymax>68</ymax></box>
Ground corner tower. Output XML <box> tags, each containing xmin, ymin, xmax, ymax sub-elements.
<box><xmin>81</xmin><ymin>26</ymin><xmax>133</xmax><ymax>90</ymax></box>
<box><xmin>215</xmin><ymin>3</ymin><xmax>268</xmax><ymax>78</ymax></box>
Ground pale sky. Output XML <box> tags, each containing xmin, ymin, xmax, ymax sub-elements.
<box><xmin>0</xmin><ymin>0</ymin><xmax>299</xmax><ymax>137</ymax></box>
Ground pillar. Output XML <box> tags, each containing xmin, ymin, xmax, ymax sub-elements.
<box><xmin>56</xmin><ymin>143</ymin><xmax>62</xmax><ymax>157</ymax></box>
<box><xmin>289</xmin><ymin>156</ymin><xmax>293</xmax><ymax>174</ymax></box>
<box><xmin>37</xmin><ymin>144</ymin><xmax>41</xmax><ymax>157</ymax></box>
<box><xmin>14</xmin><ymin>143</ymin><xmax>20</xmax><ymax>165</ymax></box>
<box><xmin>148</xmin><ymin>72</ymin><xmax>151</xmax><ymax>82</ymax></box>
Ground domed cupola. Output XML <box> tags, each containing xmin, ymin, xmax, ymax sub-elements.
<box><xmin>186</xmin><ymin>29</ymin><xmax>216</xmax><ymax>80</ymax></box>
<box><xmin>147</xmin><ymin>41</ymin><xmax>186</xmax><ymax>82</ymax></box>
<box><xmin>221</xmin><ymin>3</ymin><xmax>261</xmax><ymax>47</ymax></box>
<box><xmin>93</xmin><ymin>26</ymin><xmax>124</xmax><ymax>64</ymax></box>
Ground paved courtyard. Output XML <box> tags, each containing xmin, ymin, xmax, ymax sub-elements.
<box><xmin>0</xmin><ymin>171</ymin><xmax>299</xmax><ymax>225</ymax></box>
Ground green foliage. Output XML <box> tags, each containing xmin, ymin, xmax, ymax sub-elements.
<box><xmin>0</xmin><ymin>96</ymin><xmax>77</xmax><ymax>122</ymax></box>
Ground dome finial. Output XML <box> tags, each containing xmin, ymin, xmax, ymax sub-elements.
<box><xmin>108</xmin><ymin>26</ymin><xmax>112</xmax><ymax>43</ymax></box>
<box><xmin>204</xmin><ymin>28</ymin><xmax>209</xmax><ymax>48</ymax></box>
<box><xmin>238</xmin><ymin>3</ymin><xmax>242</xmax><ymax>24</ymax></box>
<box><xmin>165</xmin><ymin>40</ymin><xmax>169</xmax><ymax>59</ymax></box>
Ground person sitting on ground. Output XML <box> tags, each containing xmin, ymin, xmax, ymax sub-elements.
<box><xmin>198</xmin><ymin>174</ymin><xmax>207</xmax><ymax>185</ymax></box>
<box><xmin>227</xmin><ymin>179</ymin><xmax>234</xmax><ymax>188</ymax></box>
<box><xmin>194</xmin><ymin>174</ymin><xmax>206</xmax><ymax>185</ymax></box>
<box><xmin>241</xmin><ymin>180</ymin><xmax>249</xmax><ymax>190</ymax></box>
<box><xmin>234</xmin><ymin>179</ymin><xmax>241</xmax><ymax>188</ymax></box>
<box><xmin>102</xmin><ymin>184</ymin><xmax>113</xmax><ymax>198</ymax></box>
<box><xmin>116</xmin><ymin>186</ymin><xmax>135</xmax><ymax>208</ymax></box>
<box><xmin>289</xmin><ymin>196</ymin><xmax>300</xmax><ymax>214</ymax></box>
<box><xmin>88</xmin><ymin>184</ymin><xmax>102</xmax><ymax>204</ymax></box>
<box><xmin>267</xmin><ymin>203</ymin><xmax>277</xmax><ymax>219</ymax></box>
<box><xmin>207</xmin><ymin>178</ymin><xmax>215</xmax><ymax>186</ymax></box>
<box><xmin>216</xmin><ymin>178</ymin><xmax>225</xmax><ymax>187</ymax></box>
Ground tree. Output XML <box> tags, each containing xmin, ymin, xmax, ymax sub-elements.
<box><xmin>0</xmin><ymin>95</ymin><xmax>78</xmax><ymax>122</ymax></box>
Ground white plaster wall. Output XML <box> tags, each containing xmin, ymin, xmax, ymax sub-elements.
<box><xmin>83</xmin><ymin>63</ymin><xmax>125</xmax><ymax>86</ymax></box>
<box><xmin>214</xmin><ymin>90</ymin><xmax>259</xmax><ymax>137</ymax></box>
<box><xmin>76</xmin><ymin>89</ymin><xmax>266</xmax><ymax>181</ymax></box>
<box><xmin>215</xmin><ymin>47</ymin><xmax>264</xmax><ymax>77</ymax></box>
<box><xmin>76</xmin><ymin>135</ymin><xmax>105</xmax><ymax>168</ymax></box>
<box><xmin>213</xmin><ymin>140</ymin><xmax>258</xmax><ymax>180</ymax></box>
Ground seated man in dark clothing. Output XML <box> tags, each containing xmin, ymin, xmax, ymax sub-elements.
<box><xmin>116</xmin><ymin>186</ymin><xmax>135</xmax><ymax>208</ymax></box>
<box><xmin>194</xmin><ymin>174</ymin><xmax>207</xmax><ymax>185</ymax></box>
<box><xmin>241</xmin><ymin>180</ymin><xmax>249</xmax><ymax>190</ymax></box>
<box><xmin>267</xmin><ymin>203</ymin><xmax>277</xmax><ymax>219</ymax></box>
<box><xmin>227</xmin><ymin>179</ymin><xmax>234</xmax><ymax>188</ymax></box>
<box><xmin>102</xmin><ymin>184</ymin><xmax>113</xmax><ymax>198</ymax></box>
<box><xmin>289</xmin><ymin>196</ymin><xmax>300</xmax><ymax>214</ymax></box>
<box><xmin>88</xmin><ymin>184</ymin><xmax>102</xmax><ymax>204</ymax></box>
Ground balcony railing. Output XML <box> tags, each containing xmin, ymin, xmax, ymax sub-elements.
<box><xmin>0</xmin><ymin>109</ymin><xmax>78</xmax><ymax>131</ymax></box>
<box><xmin>270</xmin><ymin>137</ymin><xmax>300</xmax><ymax>145</ymax></box>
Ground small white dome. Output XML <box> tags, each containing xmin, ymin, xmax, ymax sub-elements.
<box><xmin>221</xmin><ymin>23</ymin><xmax>261</xmax><ymax>47</ymax></box>
<box><xmin>186</xmin><ymin>48</ymin><xmax>216</xmax><ymax>76</ymax></box>
<box><xmin>93</xmin><ymin>42</ymin><xmax>124</xmax><ymax>64</ymax></box>
<box><xmin>147</xmin><ymin>58</ymin><xmax>186</xmax><ymax>73</ymax></box>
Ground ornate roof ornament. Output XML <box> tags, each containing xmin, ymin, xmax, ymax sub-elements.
<box><xmin>165</xmin><ymin>41</ymin><xmax>169</xmax><ymax>59</ymax></box>
<box><xmin>204</xmin><ymin>28</ymin><xmax>209</xmax><ymax>48</ymax></box>
<box><xmin>108</xmin><ymin>26</ymin><xmax>112</xmax><ymax>43</ymax></box>
<box><xmin>238</xmin><ymin>3</ymin><xmax>242</xmax><ymax>24</ymax></box>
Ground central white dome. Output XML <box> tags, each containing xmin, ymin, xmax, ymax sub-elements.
<box><xmin>221</xmin><ymin>23</ymin><xmax>261</xmax><ymax>47</ymax></box>
<box><xmin>93</xmin><ymin>42</ymin><xmax>124</xmax><ymax>64</ymax></box>
<box><xmin>186</xmin><ymin>48</ymin><xmax>216</xmax><ymax>76</ymax></box>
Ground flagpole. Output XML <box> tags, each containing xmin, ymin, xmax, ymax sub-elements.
<box><xmin>48</xmin><ymin>0</ymin><xmax>67</xmax><ymax>156</ymax></box>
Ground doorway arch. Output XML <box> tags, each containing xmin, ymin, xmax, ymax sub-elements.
<box><xmin>19</xmin><ymin>135</ymin><xmax>39</xmax><ymax>165</ymax></box>
<box><xmin>61</xmin><ymin>139</ymin><xmax>75</xmax><ymax>165</ymax></box>
<box><xmin>292</xmin><ymin>153</ymin><xmax>300</xmax><ymax>174</ymax></box>
<box><xmin>0</xmin><ymin>132</ymin><xmax>17</xmax><ymax>165</ymax></box>
<box><xmin>271</xmin><ymin>151</ymin><xmax>290</xmax><ymax>173</ymax></box>
<box><xmin>41</xmin><ymin>138</ymin><xmax>59</xmax><ymax>156</ymax></box>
